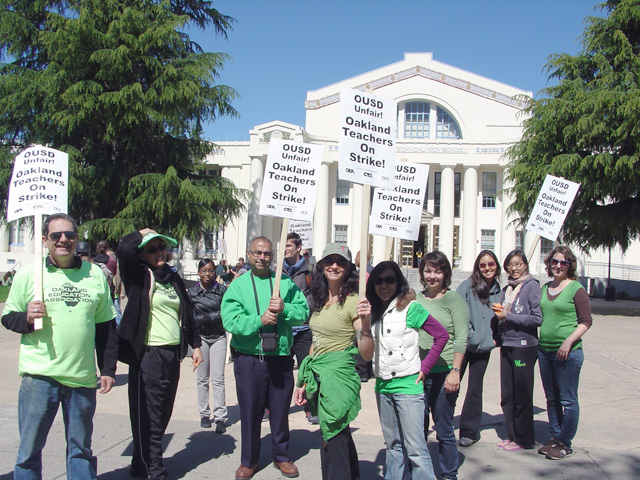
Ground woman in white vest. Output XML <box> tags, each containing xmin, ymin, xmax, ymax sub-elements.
<box><xmin>366</xmin><ymin>261</ymin><xmax>449</xmax><ymax>480</ymax></box>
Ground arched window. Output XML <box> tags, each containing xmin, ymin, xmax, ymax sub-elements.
<box><xmin>404</xmin><ymin>101</ymin><xmax>430</xmax><ymax>138</ymax></box>
<box><xmin>436</xmin><ymin>107</ymin><xmax>461</xmax><ymax>139</ymax></box>
<box><xmin>397</xmin><ymin>102</ymin><xmax>462</xmax><ymax>139</ymax></box>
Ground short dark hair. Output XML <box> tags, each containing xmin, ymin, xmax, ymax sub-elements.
<box><xmin>504</xmin><ymin>249</ymin><xmax>529</xmax><ymax>274</ymax></box>
<box><xmin>286</xmin><ymin>232</ymin><xmax>302</xmax><ymax>248</ymax></box>
<box><xmin>418</xmin><ymin>251</ymin><xmax>452</xmax><ymax>291</ymax></box>
<box><xmin>197</xmin><ymin>258</ymin><xmax>215</xmax><ymax>270</ymax></box>
<box><xmin>544</xmin><ymin>245</ymin><xmax>578</xmax><ymax>280</ymax></box>
<box><xmin>43</xmin><ymin>213</ymin><xmax>77</xmax><ymax>237</ymax></box>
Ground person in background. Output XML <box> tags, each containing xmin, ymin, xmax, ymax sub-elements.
<box><xmin>97</xmin><ymin>240</ymin><xmax>117</xmax><ymax>277</ymax></box>
<box><xmin>456</xmin><ymin>250</ymin><xmax>502</xmax><ymax>447</ymax></box>
<box><xmin>236</xmin><ymin>257</ymin><xmax>248</xmax><ymax>276</ymax></box>
<box><xmin>367</xmin><ymin>261</ymin><xmax>448</xmax><ymax>480</ymax></box>
<box><xmin>283</xmin><ymin>232</ymin><xmax>317</xmax><ymax>425</ymax></box>
<box><xmin>216</xmin><ymin>258</ymin><xmax>230</xmax><ymax>284</ymax></box>
<box><xmin>417</xmin><ymin>251</ymin><xmax>470</xmax><ymax>480</ymax></box>
<box><xmin>294</xmin><ymin>243</ymin><xmax>374</xmax><ymax>480</ymax></box>
<box><xmin>188</xmin><ymin>258</ymin><xmax>228</xmax><ymax>433</ymax></box>
<box><xmin>1</xmin><ymin>213</ymin><xmax>117</xmax><ymax>479</ymax></box>
<box><xmin>493</xmin><ymin>250</ymin><xmax>542</xmax><ymax>452</ymax></box>
<box><xmin>117</xmin><ymin>229</ymin><xmax>202</xmax><ymax>480</ymax></box>
<box><xmin>537</xmin><ymin>246</ymin><xmax>592</xmax><ymax>460</ymax></box>
<box><xmin>76</xmin><ymin>241</ymin><xmax>91</xmax><ymax>262</ymax></box>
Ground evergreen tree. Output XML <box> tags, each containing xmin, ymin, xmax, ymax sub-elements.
<box><xmin>0</xmin><ymin>0</ymin><xmax>245</xmax><ymax>242</ymax></box>
<box><xmin>506</xmin><ymin>0</ymin><xmax>640</xmax><ymax>252</ymax></box>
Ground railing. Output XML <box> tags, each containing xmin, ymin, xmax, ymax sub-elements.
<box><xmin>581</xmin><ymin>262</ymin><xmax>640</xmax><ymax>282</ymax></box>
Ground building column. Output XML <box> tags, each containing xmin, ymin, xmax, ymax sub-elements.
<box><xmin>500</xmin><ymin>172</ymin><xmax>517</xmax><ymax>262</ymax></box>
<box><xmin>351</xmin><ymin>183</ymin><xmax>363</xmax><ymax>251</ymax></box>
<box><xmin>0</xmin><ymin>224</ymin><xmax>9</xmax><ymax>253</ymax></box>
<box><xmin>313</xmin><ymin>163</ymin><xmax>330</xmax><ymax>256</ymax></box>
<box><xmin>247</xmin><ymin>157</ymin><xmax>264</xmax><ymax>242</ymax></box>
<box><xmin>24</xmin><ymin>226</ymin><xmax>34</xmax><ymax>254</ymax></box>
<box><xmin>372</xmin><ymin>234</ymin><xmax>387</xmax><ymax>266</ymax></box>
<box><xmin>460</xmin><ymin>167</ymin><xmax>477</xmax><ymax>271</ymax></box>
<box><xmin>439</xmin><ymin>167</ymin><xmax>455</xmax><ymax>263</ymax></box>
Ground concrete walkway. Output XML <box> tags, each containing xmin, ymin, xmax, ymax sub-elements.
<box><xmin>0</xmin><ymin>298</ymin><xmax>639</xmax><ymax>479</ymax></box>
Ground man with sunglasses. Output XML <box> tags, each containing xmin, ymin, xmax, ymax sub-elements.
<box><xmin>1</xmin><ymin>213</ymin><xmax>118</xmax><ymax>479</ymax></box>
<box><xmin>222</xmin><ymin>236</ymin><xmax>309</xmax><ymax>479</ymax></box>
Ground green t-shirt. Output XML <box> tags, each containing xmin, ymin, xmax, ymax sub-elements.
<box><xmin>310</xmin><ymin>294</ymin><xmax>358</xmax><ymax>357</ymax></box>
<box><xmin>417</xmin><ymin>290</ymin><xmax>470</xmax><ymax>373</ymax></box>
<box><xmin>375</xmin><ymin>302</ymin><xmax>427</xmax><ymax>395</ymax></box>
<box><xmin>539</xmin><ymin>280</ymin><xmax>584</xmax><ymax>352</ymax></box>
<box><xmin>146</xmin><ymin>282</ymin><xmax>181</xmax><ymax>346</ymax></box>
<box><xmin>4</xmin><ymin>259</ymin><xmax>116</xmax><ymax>388</ymax></box>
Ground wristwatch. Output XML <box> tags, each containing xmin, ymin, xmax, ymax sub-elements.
<box><xmin>451</xmin><ymin>367</ymin><xmax>460</xmax><ymax>373</ymax></box>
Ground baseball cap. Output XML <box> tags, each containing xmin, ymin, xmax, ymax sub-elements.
<box><xmin>139</xmin><ymin>232</ymin><xmax>177</xmax><ymax>249</ymax></box>
<box><xmin>320</xmin><ymin>243</ymin><xmax>352</xmax><ymax>263</ymax></box>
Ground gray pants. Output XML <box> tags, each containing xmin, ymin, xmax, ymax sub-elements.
<box><xmin>197</xmin><ymin>335</ymin><xmax>228</xmax><ymax>422</ymax></box>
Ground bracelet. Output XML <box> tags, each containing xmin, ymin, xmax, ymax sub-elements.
<box><xmin>360</xmin><ymin>331</ymin><xmax>373</xmax><ymax>337</ymax></box>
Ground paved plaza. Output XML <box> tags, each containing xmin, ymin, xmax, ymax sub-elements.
<box><xmin>0</xmin><ymin>298</ymin><xmax>639</xmax><ymax>479</ymax></box>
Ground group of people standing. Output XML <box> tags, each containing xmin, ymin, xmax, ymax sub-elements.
<box><xmin>1</xmin><ymin>212</ymin><xmax>592</xmax><ymax>480</ymax></box>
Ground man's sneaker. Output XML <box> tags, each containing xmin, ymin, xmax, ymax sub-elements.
<box><xmin>458</xmin><ymin>436</ymin><xmax>479</xmax><ymax>447</ymax></box>
<box><xmin>306</xmin><ymin>411</ymin><xmax>319</xmax><ymax>425</ymax></box>
<box><xmin>200</xmin><ymin>417</ymin><xmax>211</xmax><ymax>429</ymax></box>
<box><xmin>262</xmin><ymin>409</ymin><xmax>270</xmax><ymax>422</ymax></box>
<box><xmin>546</xmin><ymin>440</ymin><xmax>573</xmax><ymax>460</ymax></box>
<box><xmin>538</xmin><ymin>438</ymin><xmax>556</xmax><ymax>455</ymax></box>
<box><xmin>215</xmin><ymin>420</ymin><xmax>227</xmax><ymax>434</ymax></box>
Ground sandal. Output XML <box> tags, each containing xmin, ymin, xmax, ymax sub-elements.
<box><xmin>499</xmin><ymin>441</ymin><xmax>523</xmax><ymax>452</ymax></box>
<box><xmin>497</xmin><ymin>439</ymin><xmax>512</xmax><ymax>447</ymax></box>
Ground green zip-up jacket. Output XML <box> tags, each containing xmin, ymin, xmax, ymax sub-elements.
<box><xmin>221</xmin><ymin>271</ymin><xmax>308</xmax><ymax>355</ymax></box>
<box><xmin>296</xmin><ymin>345</ymin><xmax>361</xmax><ymax>441</ymax></box>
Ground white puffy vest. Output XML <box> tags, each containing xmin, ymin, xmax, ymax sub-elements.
<box><xmin>373</xmin><ymin>299</ymin><xmax>421</xmax><ymax>380</ymax></box>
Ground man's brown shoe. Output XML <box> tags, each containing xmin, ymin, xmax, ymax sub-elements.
<box><xmin>274</xmin><ymin>461</ymin><xmax>299</xmax><ymax>478</ymax></box>
<box><xmin>235</xmin><ymin>464</ymin><xmax>258</xmax><ymax>480</ymax></box>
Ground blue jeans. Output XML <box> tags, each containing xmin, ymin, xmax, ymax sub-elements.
<box><xmin>538</xmin><ymin>348</ymin><xmax>584</xmax><ymax>447</ymax></box>
<box><xmin>424</xmin><ymin>372</ymin><xmax>458</xmax><ymax>480</ymax></box>
<box><xmin>377</xmin><ymin>392</ymin><xmax>436</xmax><ymax>480</ymax></box>
<box><xmin>15</xmin><ymin>375</ymin><xmax>97</xmax><ymax>479</ymax></box>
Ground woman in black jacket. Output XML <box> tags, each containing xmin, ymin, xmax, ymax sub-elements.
<box><xmin>187</xmin><ymin>258</ymin><xmax>228</xmax><ymax>433</ymax></box>
<box><xmin>117</xmin><ymin>228</ymin><xmax>202</xmax><ymax>480</ymax></box>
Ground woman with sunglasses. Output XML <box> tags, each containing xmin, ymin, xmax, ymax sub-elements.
<box><xmin>294</xmin><ymin>243</ymin><xmax>373</xmax><ymax>480</ymax></box>
<box><xmin>366</xmin><ymin>261</ymin><xmax>449</xmax><ymax>480</ymax></box>
<box><xmin>117</xmin><ymin>229</ymin><xmax>202</xmax><ymax>480</ymax></box>
<box><xmin>187</xmin><ymin>259</ymin><xmax>228</xmax><ymax>433</ymax></box>
<box><xmin>417</xmin><ymin>251</ymin><xmax>470</xmax><ymax>480</ymax></box>
<box><xmin>456</xmin><ymin>250</ymin><xmax>502</xmax><ymax>448</ymax></box>
<box><xmin>493</xmin><ymin>249</ymin><xmax>542</xmax><ymax>452</ymax></box>
<box><xmin>537</xmin><ymin>246</ymin><xmax>592</xmax><ymax>460</ymax></box>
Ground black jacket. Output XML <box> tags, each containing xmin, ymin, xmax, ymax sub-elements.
<box><xmin>187</xmin><ymin>282</ymin><xmax>226</xmax><ymax>338</ymax></box>
<box><xmin>116</xmin><ymin>231</ymin><xmax>201</xmax><ymax>365</ymax></box>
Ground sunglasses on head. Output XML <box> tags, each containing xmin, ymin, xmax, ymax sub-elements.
<box><xmin>144</xmin><ymin>243</ymin><xmax>167</xmax><ymax>254</ymax></box>
<box><xmin>550</xmin><ymin>258</ymin><xmax>570</xmax><ymax>268</ymax></box>
<box><xmin>479</xmin><ymin>261</ymin><xmax>496</xmax><ymax>269</ymax></box>
<box><xmin>375</xmin><ymin>275</ymin><xmax>397</xmax><ymax>286</ymax></box>
<box><xmin>48</xmin><ymin>231</ymin><xmax>77</xmax><ymax>241</ymax></box>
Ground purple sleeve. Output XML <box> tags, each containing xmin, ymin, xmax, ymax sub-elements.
<box><xmin>419</xmin><ymin>314</ymin><xmax>449</xmax><ymax>374</ymax></box>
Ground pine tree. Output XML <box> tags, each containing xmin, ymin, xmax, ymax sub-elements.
<box><xmin>0</xmin><ymin>0</ymin><xmax>245</xmax><ymax>241</ymax></box>
<box><xmin>506</xmin><ymin>0</ymin><xmax>640</xmax><ymax>252</ymax></box>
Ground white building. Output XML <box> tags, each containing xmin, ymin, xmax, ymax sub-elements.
<box><xmin>2</xmin><ymin>53</ymin><xmax>638</xmax><ymax>296</ymax></box>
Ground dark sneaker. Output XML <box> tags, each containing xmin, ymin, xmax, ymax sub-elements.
<box><xmin>262</xmin><ymin>409</ymin><xmax>270</xmax><ymax>422</ymax></box>
<box><xmin>215</xmin><ymin>420</ymin><xmax>227</xmax><ymax>434</ymax></box>
<box><xmin>546</xmin><ymin>441</ymin><xmax>573</xmax><ymax>460</ymax></box>
<box><xmin>458</xmin><ymin>436</ymin><xmax>479</xmax><ymax>447</ymax></box>
<box><xmin>538</xmin><ymin>438</ymin><xmax>556</xmax><ymax>455</ymax></box>
<box><xmin>306</xmin><ymin>411</ymin><xmax>319</xmax><ymax>425</ymax></box>
<box><xmin>200</xmin><ymin>417</ymin><xmax>211</xmax><ymax>429</ymax></box>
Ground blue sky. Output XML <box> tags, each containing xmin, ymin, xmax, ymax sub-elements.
<box><xmin>192</xmin><ymin>0</ymin><xmax>600</xmax><ymax>142</ymax></box>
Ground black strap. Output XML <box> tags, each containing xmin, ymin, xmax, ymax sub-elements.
<box><xmin>250</xmin><ymin>273</ymin><xmax>273</xmax><ymax>316</ymax></box>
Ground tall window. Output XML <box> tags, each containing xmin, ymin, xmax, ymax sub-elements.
<box><xmin>516</xmin><ymin>230</ymin><xmax>525</xmax><ymax>251</ymax></box>
<box><xmin>404</xmin><ymin>102</ymin><xmax>430</xmax><ymax>138</ymax></box>
<box><xmin>334</xmin><ymin>225</ymin><xmax>348</xmax><ymax>244</ymax></box>
<box><xmin>336</xmin><ymin>177</ymin><xmax>350</xmax><ymax>205</ymax></box>
<box><xmin>540</xmin><ymin>238</ymin><xmax>554</xmax><ymax>261</ymax></box>
<box><xmin>481</xmin><ymin>230</ymin><xmax>496</xmax><ymax>251</ymax></box>
<box><xmin>8</xmin><ymin>221</ymin><xmax>24</xmax><ymax>246</ymax></box>
<box><xmin>434</xmin><ymin>172</ymin><xmax>461</xmax><ymax>217</ymax></box>
<box><xmin>436</xmin><ymin>107</ymin><xmax>461</xmax><ymax>139</ymax></box>
<box><xmin>482</xmin><ymin>172</ymin><xmax>497</xmax><ymax>208</ymax></box>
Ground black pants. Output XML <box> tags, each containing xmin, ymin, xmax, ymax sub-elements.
<box><xmin>459</xmin><ymin>350</ymin><xmax>492</xmax><ymax>440</ymax></box>
<box><xmin>320</xmin><ymin>427</ymin><xmax>359</xmax><ymax>480</ymax></box>
<box><xmin>234</xmin><ymin>353</ymin><xmax>294</xmax><ymax>467</ymax></box>
<box><xmin>291</xmin><ymin>329</ymin><xmax>313</xmax><ymax>414</ymax></box>
<box><xmin>129</xmin><ymin>345</ymin><xmax>181</xmax><ymax>480</ymax></box>
<box><xmin>500</xmin><ymin>346</ymin><xmax>538</xmax><ymax>448</ymax></box>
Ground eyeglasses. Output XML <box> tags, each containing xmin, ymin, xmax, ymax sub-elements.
<box><xmin>375</xmin><ymin>275</ymin><xmax>397</xmax><ymax>286</ymax></box>
<box><xmin>550</xmin><ymin>258</ymin><xmax>570</xmax><ymax>268</ymax></box>
<box><xmin>144</xmin><ymin>243</ymin><xmax>167</xmax><ymax>255</ymax></box>
<box><xmin>249</xmin><ymin>250</ymin><xmax>273</xmax><ymax>258</ymax></box>
<box><xmin>479</xmin><ymin>261</ymin><xmax>496</xmax><ymax>269</ymax></box>
<box><xmin>48</xmin><ymin>231</ymin><xmax>77</xmax><ymax>241</ymax></box>
<box><xmin>323</xmin><ymin>256</ymin><xmax>349</xmax><ymax>268</ymax></box>
<box><xmin>507</xmin><ymin>262</ymin><xmax>525</xmax><ymax>271</ymax></box>
<box><xmin>199</xmin><ymin>269</ymin><xmax>216</xmax><ymax>275</ymax></box>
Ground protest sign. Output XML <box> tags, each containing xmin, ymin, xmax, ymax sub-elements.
<box><xmin>370</xmin><ymin>163</ymin><xmax>429</xmax><ymax>241</ymax></box>
<box><xmin>7</xmin><ymin>146</ymin><xmax>68</xmax><ymax>222</ymax></box>
<box><xmin>526</xmin><ymin>174</ymin><xmax>580</xmax><ymax>241</ymax></box>
<box><xmin>259</xmin><ymin>138</ymin><xmax>323</xmax><ymax>222</ymax></box>
<box><xmin>338</xmin><ymin>88</ymin><xmax>396</xmax><ymax>190</ymax></box>
<box><xmin>289</xmin><ymin>220</ymin><xmax>313</xmax><ymax>249</ymax></box>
